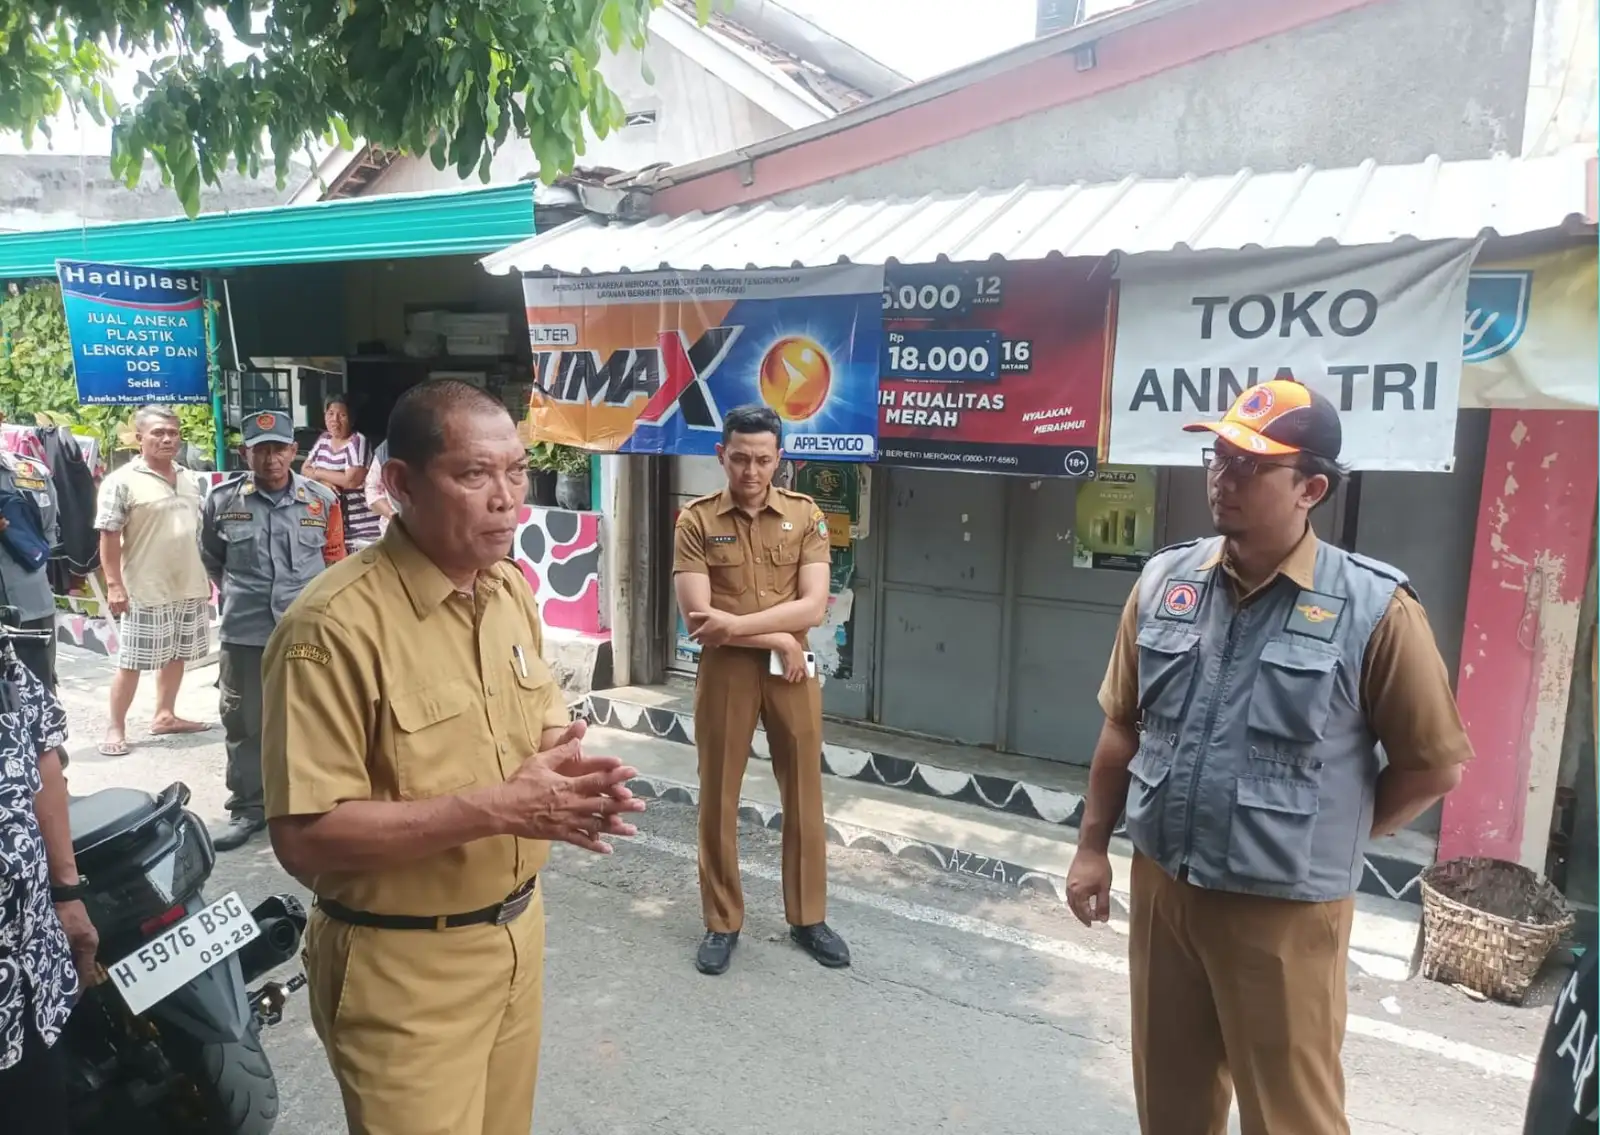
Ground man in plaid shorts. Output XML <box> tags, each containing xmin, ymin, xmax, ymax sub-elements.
<box><xmin>94</xmin><ymin>405</ymin><xmax>213</xmax><ymax>756</ymax></box>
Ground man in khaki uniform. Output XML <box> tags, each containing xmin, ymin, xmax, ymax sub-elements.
<box><xmin>262</xmin><ymin>380</ymin><xmax>644</xmax><ymax>1135</ymax></box>
<box><xmin>1067</xmin><ymin>380</ymin><xmax>1471</xmax><ymax>1135</ymax></box>
<box><xmin>674</xmin><ymin>404</ymin><xmax>843</xmax><ymax>976</ymax></box>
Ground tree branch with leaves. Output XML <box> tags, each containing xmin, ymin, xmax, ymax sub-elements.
<box><xmin>1</xmin><ymin>0</ymin><xmax>709</xmax><ymax>216</ymax></box>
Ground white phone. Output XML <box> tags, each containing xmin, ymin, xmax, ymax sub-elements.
<box><xmin>770</xmin><ymin>649</ymin><xmax>817</xmax><ymax>679</ymax></box>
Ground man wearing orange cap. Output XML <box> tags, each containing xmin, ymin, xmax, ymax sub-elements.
<box><xmin>1067</xmin><ymin>379</ymin><xmax>1472</xmax><ymax>1135</ymax></box>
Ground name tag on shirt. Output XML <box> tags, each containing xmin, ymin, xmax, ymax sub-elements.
<box><xmin>300</xmin><ymin>517</ymin><xmax>327</xmax><ymax>529</ymax></box>
<box><xmin>13</xmin><ymin>476</ymin><xmax>46</xmax><ymax>491</ymax></box>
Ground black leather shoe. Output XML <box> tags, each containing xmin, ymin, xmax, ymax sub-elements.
<box><xmin>211</xmin><ymin>815</ymin><xmax>265</xmax><ymax>852</ymax></box>
<box><xmin>790</xmin><ymin>922</ymin><xmax>851</xmax><ymax>968</ymax></box>
<box><xmin>696</xmin><ymin>930</ymin><xmax>739</xmax><ymax>975</ymax></box>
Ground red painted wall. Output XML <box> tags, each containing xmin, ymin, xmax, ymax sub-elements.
<box><xmin>1438</xmin><ymin>410</ymin><xmax>1598</xmax><ymax>865</ymax></box>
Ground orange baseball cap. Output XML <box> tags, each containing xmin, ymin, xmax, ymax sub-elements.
<box><xmin>1182</xmin><ymin>379</ymin><xmax>1342</xmax><ymax>460</ymax></box>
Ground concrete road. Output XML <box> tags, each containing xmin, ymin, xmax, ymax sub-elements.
<box><xmin>52</xmin><ymin>649</ymin><xmax>1547</xmax><ymax>1135</ymax></box>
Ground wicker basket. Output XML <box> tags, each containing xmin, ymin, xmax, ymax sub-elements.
<box><xmin>1420</xmin><ymin>856</ymin><xmax>1574</xmax><ymax>1004</ymax></box>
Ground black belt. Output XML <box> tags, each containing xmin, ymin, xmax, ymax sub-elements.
<box><xmin>316</xmin><ymin>876</ymin><xmax>538</xmax><ymax>931</ymax></box>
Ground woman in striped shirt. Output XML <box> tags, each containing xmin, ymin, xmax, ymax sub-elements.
<box><xmin>304</xmin><ymin>397</ymin><xmax>382</xmax><ymax>550</ymax></box>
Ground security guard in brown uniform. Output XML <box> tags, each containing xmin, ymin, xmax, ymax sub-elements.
<box><xmin>1066</xmin><ymin>380</ymin><xmax>1471</xmax><ymax>1135</ymax></box>
<box><xmin>261</xmin><ymin>380</ymin><xmax>644</xmax><ymax>1135</ymax></box>
<box><xmin>674</xmin><ymin>403</ymin><xmax>844</xmax><ymax>976</ymax></box>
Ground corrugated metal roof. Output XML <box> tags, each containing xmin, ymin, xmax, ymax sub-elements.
<box><xmin>0</xmin><ymin>182</ymin><xmax>535</xmax><ymax>279</ymax></box>
<box><xmin>482</xmin><ymin>149</ymin><xmax>1596</xmax><ymax>276</ymax></box>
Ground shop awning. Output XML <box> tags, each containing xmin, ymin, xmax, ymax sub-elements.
<box><xmin>481</xmin><ymin>148</ymin><xmax>1597</xmax><ymax>275</ymax></box>
<box><xmin>0</xmin><ymin>182</ymin><xmax>536</xmax><ymax>279</ymax></box>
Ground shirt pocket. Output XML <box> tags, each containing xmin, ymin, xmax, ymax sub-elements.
<box><xmin>512</xmin><ymin>654</ymin><xmax>561</xmax><ymax>746</ymax></box>
<box><xmin>768</xmin><ymin>539</ymin><xmax>802</xmax><ymax>593</ymax></box>
<box><xmin>706</xmin><ymin>543</ymin><xmax>748</xmax><ymax>599</ymax></box>
<box><xmin>1247</xmin><ymin>638</ymin><xmax>1342</xmax><ymax>747</ymax></box>
<box><xmin>221</xmin><ymin>523</ymin><xmax>260</xmax><ymax>572</ymax></box>
<box><xmin>390</xmin><ymin>679</ymin><xmax>479</xmax><ymax>799</ymax></box>
<box><xmin>1135</xmin><ymin>622</ymin><xmax>1201</xmax><ymax>725</ymax></box>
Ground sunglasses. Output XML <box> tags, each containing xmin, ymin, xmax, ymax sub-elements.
<box><xmin>1202</xmin><ymin>447</ymin><xmax>1301</xmax><ymax>477</ymax></box>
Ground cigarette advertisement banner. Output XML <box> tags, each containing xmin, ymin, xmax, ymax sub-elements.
<box><xmin>1105</xmin><ymin>240</ymin><xmax>1481</xmax><ymax>472</ymax></box>
<box><xmin>879</xmin><ymin>259</ymin><xmax>1111</xmax><ymax>477</ymax></box>
<box><xmin>522</xmin><ymin>266</ymin><xmax>884</xmax><ymax>460</ymax></box>
<box><xmin>56</xmin><ymin>260</ymin><xmax>209</xmax><ymax>405</ymax></box>
<box><xmin>1462</xmin><ymin>246</ymin><xmax>1598</xmax><ymax>410</ymax></box>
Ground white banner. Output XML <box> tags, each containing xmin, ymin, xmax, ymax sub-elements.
<box><xmin>1105</xmin><ymin>240</ymin><xmax>1482</xmax><ymax>471</ymax></box>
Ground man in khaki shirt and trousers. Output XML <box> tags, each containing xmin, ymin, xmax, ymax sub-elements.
<box><xmin>262</xmin><ymin>381</ymin><xmax>644</xmax><ymax>1135</ymax></box>
<box><xmin>1067</xmin><ymin>380</ymin><xmax>1472</xmax><ymax>1135</ymax></box>
<box><xmin>674</xmin><ymin>404</ymin><xmax>845</xmax><ymax>976</ymax></box>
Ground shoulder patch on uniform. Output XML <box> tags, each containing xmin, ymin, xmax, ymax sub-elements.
<box><xmin>283</xmin><ymin>642</ymin><xmax>331</xmax><ymax>665</ymax></box>
<box><xmin>1285</xmin><ymin>590</ymin><xmax>1346</xmax><ymax>641</ymax></box>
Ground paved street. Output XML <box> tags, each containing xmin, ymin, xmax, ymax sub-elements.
<box><xmin>52</xmin><ymin>647</ymin><xmax>1550</xmax><ymax>1135</ymax></box>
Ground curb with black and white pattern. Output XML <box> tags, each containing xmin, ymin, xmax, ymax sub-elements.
<box><xmin>583</xmin><ymin>692</ymin><xmax>1432</xmax><ymax>905</ymax></box>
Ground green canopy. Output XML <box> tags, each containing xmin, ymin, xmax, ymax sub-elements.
<box><xmin>0</xmin><ymin>182</ymin><xmax>536</xmax><ymax>278</ymax></box>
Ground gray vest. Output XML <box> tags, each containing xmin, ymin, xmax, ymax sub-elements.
<box><xmin>1123</xmin><ymin>536</ymin><xmax>1407</xmax><ymax>902</ymax></box>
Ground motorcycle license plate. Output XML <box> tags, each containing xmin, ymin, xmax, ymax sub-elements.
<box><xmin>108</xmin><ymin>891</ymin><xmax>259</xmax><ymax>1016</ymax></box>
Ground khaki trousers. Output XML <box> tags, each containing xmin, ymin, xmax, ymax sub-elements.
<box><xmin>694</xmin><ymin>644</ymin><xmax>827</xmax><ymax>932</ymax></box>
<box><xmin>1128</xmin><ymin>853</ymin><xmax>1355</xmax><ymax>1135</ymax></box>
<box><xmin>303</xmin><ymin>889</ymin><xmax>545</xmax><ymax>1135</ymax></box>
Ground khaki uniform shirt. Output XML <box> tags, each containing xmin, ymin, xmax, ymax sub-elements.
<box><xmin>1099</xmin><ymin>530</ymin><xmax>1473</xmax><ymax>773</ymax></box>
<box><xmin>672</xmin><ymin>487</ymin><xmax>831</xmax><ymax>641</ymax></box>
<box><xmin>93</xmin><ymin>458</ymin><xmax>209</xmax><ymax>605</ymax></box>
<box><xmin>261</xmin><ymin>521</ymin><xmax>569</xmax><ymax>917</ymax></box>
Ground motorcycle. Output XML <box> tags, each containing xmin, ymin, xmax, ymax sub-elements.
<box><xmin>58</xmin><ymin>774</ymin><xmax>307</xmax><ymax>1135</ymax></box>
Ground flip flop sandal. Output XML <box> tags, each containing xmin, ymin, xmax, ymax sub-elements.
<box><xmin>96</xmin><ymin>740</ymin><xmax>131</xmax><ymax>757</ymax></box>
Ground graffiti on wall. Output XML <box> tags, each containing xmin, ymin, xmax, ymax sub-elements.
<box><xmin>514</xmin><ymin>505</ymin><xmax>604</xmax><ymax>636</ymax></box>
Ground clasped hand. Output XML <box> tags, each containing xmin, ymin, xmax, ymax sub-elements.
<box><xmin>685</xmin><ymin>608</ymin><xmax>739</xmax><ymax>647</ymax></box>
<box><xmin>496</xmin><ymin>721</ymin><xmax>646</xmax><ymax>853</ymax></box>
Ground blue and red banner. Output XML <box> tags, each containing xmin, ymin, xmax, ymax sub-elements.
<box><xmin>56</xmin><ymin>260</ymin><xmax>209</xmax><ymax>405</ymax></box>
<box><xmin>521</xmin><ymin>266</ymin><xmax>884</xmax><ymax>460</ymax></box>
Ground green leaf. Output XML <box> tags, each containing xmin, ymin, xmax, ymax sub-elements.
<box><xmin>0</xmin><ymin>0</ymin><xmax>663</xmax><ymax>209</ymax></box>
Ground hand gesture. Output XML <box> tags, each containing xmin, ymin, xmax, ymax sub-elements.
<box><xmin>1065</xmin><ymin>847</ymin><xmax>1113</xmax><ymax>927</ymax></box>
<box><xmin>687</xmin><ymin>608</ymin><xmax>738</xmax><ymax>648</ymax></box>
<box><xmin>54</xmin><ymin>898</ymin><xmax>101</xmax><ymax>986</ymax></box>
<box><xmin>496</xmin><ymin>725</ymin><xmax>645</xmax><ymax>853</ymax></box>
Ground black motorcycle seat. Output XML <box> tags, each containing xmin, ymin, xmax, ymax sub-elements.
<box><xmin>69</xmin><ymin>787</ymin><xmax>160</xmax><ymax>854</ymax></box>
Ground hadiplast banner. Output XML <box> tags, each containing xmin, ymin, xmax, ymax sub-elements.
<box><xmin>1462</xmin><ymin>246</ymin><xmax>1598</xmax><ymax>410</ymax></box>
<box><xmin>522</xmin><ymin>266</ymin><xmax>884</xmax><ymax>460</ymax></box>
<box><xmin>56</xmin><ymin>260</ymin><xmax>209</xmax><ymax>405</ymax></box>
<box><xmin>1105</xmin><ymin>240</ymin><xmax>1481</xmax><ymax>471</ymax></box>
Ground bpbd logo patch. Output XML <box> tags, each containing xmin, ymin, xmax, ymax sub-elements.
<box><xmin>1158</xmin><ymin>580</ymin><xmax>1201</xmax><ymax>622</ymax></box>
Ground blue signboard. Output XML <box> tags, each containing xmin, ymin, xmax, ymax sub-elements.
<box><xmin>521</xmin><ymin>265</ymin><xmax>885</xmax><ymax>461</ymax></box>
<box><xmin>56</xmin><ymin>260</ymin><xmax>209</xmax><ymax>405</ymax></box>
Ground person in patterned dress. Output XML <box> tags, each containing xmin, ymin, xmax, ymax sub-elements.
<box><xmin>0</xmin><ymin>637</ymin><xmax>96</xmax><ymax>1133</ymax></box>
